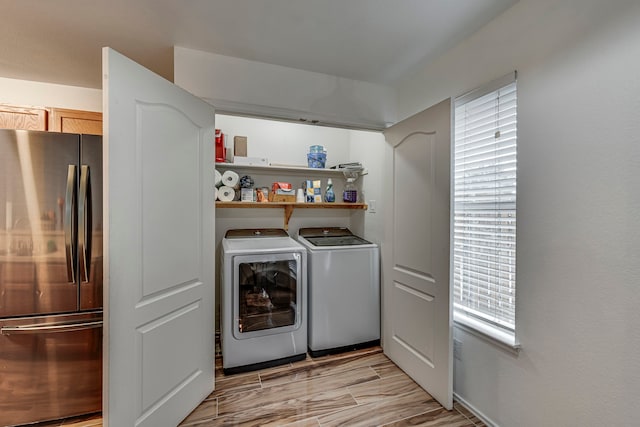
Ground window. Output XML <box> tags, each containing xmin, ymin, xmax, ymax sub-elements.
<box><xmin>453</xmin><ymin>72</ymin><xmax>518</xmax><ymax>346</ymax></box>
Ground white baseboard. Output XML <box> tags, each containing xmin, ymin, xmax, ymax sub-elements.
<box><xmin>454</xmin><ymin>392</ymin><xmax>497</xmax><ymax>427</ymax></box>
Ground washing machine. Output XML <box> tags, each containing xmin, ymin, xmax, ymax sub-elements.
<box><xmin>297</xmin><ymin>227</ymin><xmax>380</xmax><ymax>357</ymax></box>
<box><xmin>221</xmin><ymin>228</ymin><xmax>307</xmax><ymax>374</ymax></box>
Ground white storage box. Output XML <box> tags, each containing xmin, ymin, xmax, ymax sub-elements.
<box><xmin>233</xmin><ymin>156</ymin><xmax>268</xmax><ymax>166</ymax></box>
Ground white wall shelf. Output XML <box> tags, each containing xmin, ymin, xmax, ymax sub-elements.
<box><xmin>215</xmin><ymin>162</ymin><xmax>359</xmax><ymax>176</ymax></box>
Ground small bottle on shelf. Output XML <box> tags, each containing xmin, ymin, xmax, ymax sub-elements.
<box><xmin>324</xmin><ymin>178</ymin><xmax>335</xmax><ymax>202</ymax></box>
<box><xmin>343</xmin><ymin>178</ymin><xmax>357</xmax><ymax>203</ymax></box>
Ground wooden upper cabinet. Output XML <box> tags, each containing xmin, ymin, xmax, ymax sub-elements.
<box><xmin>48</xmin><ymin>108</ymin><xmax>103</xmax><ymax>135</ymax></box>
<box><xmin>0</xmin><ymin>104</ymin><xmax>102</xmax><ymax>135</ymax></box>
<box><xmin>0</xmin><ymin>104</ymin><xmax>48</xmax><ymax>130</ymax></box>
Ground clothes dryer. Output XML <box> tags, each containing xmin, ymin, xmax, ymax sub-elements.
<box><xmin>298</xmin><ymin>227</ymin><xmax>380</xmax><ymax>357</ymax></box>
<box><xmin>221</xmin><ymin>229</ymin><xmax>307</xmax><ymax>374</ymax></box>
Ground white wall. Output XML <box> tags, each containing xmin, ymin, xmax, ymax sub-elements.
<box><xmin>174</xmin><ymin>47</ymin><xmax>396</xmax><ymax>130</ymax></box>
<box><xmin>0</xmin><ymin>77</ymin><xmax>102</xmax><ymax>111</ymax></box>
<box><xmin>394</xmin><ymin>0</ymin><xmax>640</xmax><ymax>425</ymax></box>
<box><xmin>215</xmin><ymin>114</ymin><xmax>351</xmax><ymax>168</ymax></box>
<box><xmin>347</xmin><ymin>130</ymin><xmax>386</xmax><ymax>246</ymax></box>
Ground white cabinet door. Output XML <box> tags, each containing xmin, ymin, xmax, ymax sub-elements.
<box><xmin>382</xmin><ymin>98</ymin><xmax>452</xmax><ymax>409</ymax></box>
<box><xmin>102</xmin><ymin>48</ymin><xmax>215</xmax><ymax>427</ymax></box>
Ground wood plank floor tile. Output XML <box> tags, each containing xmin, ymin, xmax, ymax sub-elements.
<box><xmin>218</xmin><ymin>365</ymin><xmax>379</xmax><ymax>416</ymax></box>
<box><xmin>347</xmin><ymin>372</ymin><xmax>426</xmax><ymax>405</ymax></box>
<box><xmin>310</xmin><ymin>350</ymin><xmax>388</xmax><ymax>371</ymax></box>
<box><xmin>453</xmin><ymin>401</ymin><xmax>484</xmax><ymax>425</ymax></box>
<box><xmin>188</xmin><ymin>389</ymin><xmax>357</xmax><ymax>427</ymax></box>
<box><xmin>316</xmin><ymin>388</ymin><xmax>440</xmax><ymax>427</ymax></box>
<box><xmin>310</xmin><ymin>346</ymin><xmax>383</xmax><ymax>363</ymax></box>
<box><xmin>286</xmin><ymin>346</ymin><xmax>383</xmax><ymax>370</ymax></box>
<box><xmin>260</xmin><ymin>350</ymin><xmax>387</xmax><ymax>388</ymax></box>
<box><xmin>59</xmin><ymin>413</ymin><xmax>102</xmax><ymax>426</ymax></box>
<box><xmin>257</xmin><ymin>389</ymin><xmax>357</xmax><ymax>427</ymax></box>
<box><xmin>207</xmin><ymin>372</ymin><xmax>261</xmax><ymax>398</ymax></box>
<box><xmin>180</xmin><ymin>398</ymin><xmax>218</xmax><ymax>426</ymax></box>
<box><xmin>282</xmin><ymin>417</ymin><xmax>321</xmax><ymax>427</ymax></box>
<box><xmin>61</xmin><ymin>420</ymin><xmax>102</xmax><ymax>427</ymax></box>
<box><xmin>370</xmin><ymin>359</ymin><xmax>405</xmax><ymax>378</ymax></box>
<box><xmin>260</xmin><ymin>346</ymin><xmax>382</xmax><ymax>380</ymax></box>
<box><xmin>381</xmin><ymin>407</ymin><xmax>475</xmax><ymax>427</ymax></box>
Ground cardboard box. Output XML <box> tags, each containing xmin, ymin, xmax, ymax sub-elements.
<box><xmin>268</xmin><ymin>193</ymin><xmax>295</xmax><ymax>202</ymax></box>
<box><xmin>304</xmin><ymin>180</ymin><xmax>322</xmax><ymax>203</ymax></box>
<box><xmin>240</xmin><ymin>188</ymin><xmax>254</xmax><ymax>202</ymax></box>
<box><xmin>268</xmin><ymin>182</ymin><xmax>295</xmax><ymax>202</ymax></box>
<box><xmin>256</xmin><ymin>187</ymin><xmax>269</xmax><ymax>202</ymax></box>
<box><xmin>234</xmin><ymin>136</ymin><xmax>247</xmax><ymax>157</ymax></box>
<box><xmin>271</xmin><ymin>182</ymin><xmax>292</xmax><ymax>192</ymax></box>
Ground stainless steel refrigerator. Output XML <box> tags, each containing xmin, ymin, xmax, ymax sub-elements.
<box><xmin>0</xmin><ymin>129</ymin><xmax>102</xmax><ymax>426</ymax></box>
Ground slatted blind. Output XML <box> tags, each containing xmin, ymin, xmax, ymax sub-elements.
<box><xmin>453</xmin><ymin>74</ymin><xmax>517</xmax><ymax>332</ymax></box>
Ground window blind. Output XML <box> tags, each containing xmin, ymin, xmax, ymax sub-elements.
<box><xmin>453</xmin><ymin>76</ymin><xmax>517</xmax><ymax>332</ymax></box>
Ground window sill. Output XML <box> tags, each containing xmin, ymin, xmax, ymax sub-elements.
<box><xmin>454</xmin><ymin>312</ymin><xmax>521</xmax><ymax>355</ymax></box>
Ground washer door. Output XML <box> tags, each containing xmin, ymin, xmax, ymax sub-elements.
<box><xmin>232</xmin><ymin>252</ymin><xmax>303</xmax><ymax>340</ymax></box>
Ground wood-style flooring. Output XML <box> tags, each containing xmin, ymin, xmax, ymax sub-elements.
<box><xmin>29</xmin><ymin>412</ymin><xmax>102</xmax><ymax>427</ymax></box>
<box><xmin>32</xmin><ymin>347</ymin><xmax>484</xmax><ymax>427</ymax></box>
<box><xmin>180</xmin><ymin>346</ymin><xmax>485</xmax><ymax>427</ymax></box>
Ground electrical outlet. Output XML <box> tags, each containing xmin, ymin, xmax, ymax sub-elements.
<box><xmin>453</xmin><ymin>339</ymin><xmax>462</xmax><ymax>360</ymax></box>
<box><xmin>368</xmin><ymin>200</ymin><xmax>376</xmax><ymax>213</ymax></box>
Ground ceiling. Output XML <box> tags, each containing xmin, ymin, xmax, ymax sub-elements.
<box><xmin>0</xmin><ymin>0</ymin><xmax>517</xmax><ymax>90</ymax></box>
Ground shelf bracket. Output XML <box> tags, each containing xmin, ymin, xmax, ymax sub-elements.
<box><xmin>283</xmin><ymin>205</ymin><xmax>294</xmax><ymax>230</ymax></box>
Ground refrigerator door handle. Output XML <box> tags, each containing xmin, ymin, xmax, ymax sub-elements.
<box><xmin>79</xmin><ymin>165</ymin><xmax>92</xmax><ymax>282</ymax></box>
<box><xmin>65</xmin><ymin>164</ymin><xmax>77</xmax><ymax>283</ymax></box>
<box><xmin>1</xmin><ymin>320</ymin><xmax>103</xmax><ymax>335</ymax></box>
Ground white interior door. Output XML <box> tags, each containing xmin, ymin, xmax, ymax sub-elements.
<box><xmin>382</xmin><ymin>98</ymin><xmax>452</xmax><ymax>409</ymax></box>
<box><xmin>102</xmin><ymin>48</ymin><xmax>215</xmax><ymax>427</ymax></box>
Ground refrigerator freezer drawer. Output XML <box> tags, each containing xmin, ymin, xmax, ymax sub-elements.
<box><xmin>0</xmin><ymin>312</ymin><xmax>102</xmax><ymax>427</ymax></box>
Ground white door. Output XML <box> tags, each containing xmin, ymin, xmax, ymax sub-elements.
<box><xmin>102</xmin><ymin>48</ymin><xmax>215</xmax><ymax>427</ymax></box>
<box><xmin>382</xmin><ymin>98</ymin><xmax>452</xmax><ymax>409</ymax></box>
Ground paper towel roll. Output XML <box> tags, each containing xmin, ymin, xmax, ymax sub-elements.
<box><xmin>221</xmin><ymin>170</ymin><xmax>239</xmax><ymax>189</ymax></box>
<box><xmin>215</xmin><ymin>170</ymin><xmax>223</xmax><ymax>188</ymax></box>
<box><xmin>217</xmin><ymin>186</ymin><xmax>236</xmax><ymax>202</ymax></box>
<box><xmin>214</xmin><ymin>187</ymin><xmax>218</xmax><ymax>201</ymax></box>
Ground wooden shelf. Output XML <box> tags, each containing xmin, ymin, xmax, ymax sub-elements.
<box><xmin>216</xmin><ymin>202</ymin><xmax>366</xmax><ymax>209</ymax></box>
<box><xmin>216</xmin><ymin>201</ymin><xmax>367</xmax><ymax>230</ymax></box>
